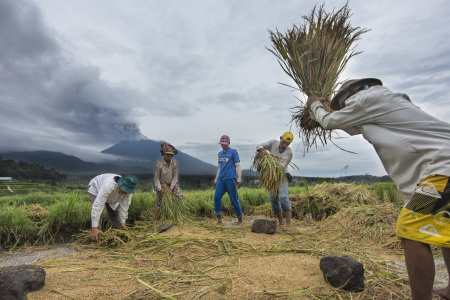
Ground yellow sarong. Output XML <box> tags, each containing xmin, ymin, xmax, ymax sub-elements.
<box><xmin>396</xmin><ymin>175</ymin><xmax>450</xmax><ymax>247</ymax></box>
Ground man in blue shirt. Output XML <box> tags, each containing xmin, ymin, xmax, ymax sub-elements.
<box><xmin>213</xmin><ymin>135</ymin><xmax>243</xmax><ymax>225</ymax></box>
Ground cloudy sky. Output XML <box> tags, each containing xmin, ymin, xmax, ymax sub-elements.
<box><xmin>1</xmin><ymin>0</ymin><xmax>449</xmax><ymax>177</ymax></box>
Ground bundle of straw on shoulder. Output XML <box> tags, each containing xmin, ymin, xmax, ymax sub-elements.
<box><xmin>157</xmin><ymin>184</ymin><xmax>188</xmax><ymax>224</ymax></box>
<box><xmin>267</xmin><ymin>4</ymin><xmax>368</xmax><ymax>149</ymax></box>
<box><xmin>251</xmin><ymin>151</ymin><xmax>286</xmax><ymax>195</ymax></box>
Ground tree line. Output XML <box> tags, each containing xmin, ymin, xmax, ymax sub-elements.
<box><xmin>0</xmin><ymin>156</ymin><xmax>66</xmax><ymax>182</ymax></box>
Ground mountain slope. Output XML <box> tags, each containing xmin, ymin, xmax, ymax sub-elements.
<box><xmin>0</xmin><ymin>151</ymin><xmax>128</xmax><ymax>174</ymax></box>
<box><xmin>101</xmin><ymin>140</ymin><xmax>217</xmax><ymax>175</ymax></box>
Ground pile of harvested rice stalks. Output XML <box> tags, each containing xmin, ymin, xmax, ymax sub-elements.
<box><xmin>251</xmin><ymin>151</ymin><xmax>287</xmax><ymax>195</ymax></box>
<box><xmin>77</xmin><ymin>228</ymin><xmax>133</xmax><ymax>247</ymax></box>
<box><xmin>156</xmin><ymin>184</ymin><xmax>189</xmax><ymax>224</ymax></box>
<box><xmin>290</xmin><ymin>182</ymin><xmax>385</xmax><ymax>220</ymax></box>
<box><xmin>267</xmin><ymin>3</ymin><xmax>369</xmax><ymax>149</ymax></box>
<box><xmin>25</xmin><ymin>204</ymin><xmax>48</xmax><ymax>222</ymax></box>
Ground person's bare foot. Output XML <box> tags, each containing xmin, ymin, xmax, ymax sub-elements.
<box><xmin>283</xmin><ymin>225</ymin><xmax>292</xmax><ymax>231</ymax></box>
<box><xmin>216</xmin><ymin>220</ymin><xmax>223</xmax><ymax>225</ymax></box>
<box><xmin>434</xmin><ymin>286</ymin><xmax>450</xmax><ymax>299</ymax></box>
<box><xmin>234</xmin><ymin>221</ymin><xmax>243</xmax><ymax>226</ymax></box>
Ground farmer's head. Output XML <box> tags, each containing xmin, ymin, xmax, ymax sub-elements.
<box><xmin>280</xmin><ymin>131</ymin><xmax>293</xmax><ymax>149</ymax></box>
<box><xmin>163</xmin><ymin>147</ymin><xmax>175</xmax><ymax>163</ymax></box>
<box><xmin>219</xmin><ymin>135</ymin><xmax>230</xmax><ymax>151</ymax></box>
<box><xmin>330</xmin><ymin>78</ymin><xmax>382</xmax><ymax>111</ymax></box>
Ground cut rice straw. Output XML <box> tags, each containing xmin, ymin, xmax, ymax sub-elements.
<box><xmin>251</xmin><ymin>151</ymin><xmax>298</xmax><ymax>195</ymax></box>
<box><xmin>267</xmin><ymin>3</ymin><xmax>369</xmax><ymax>149</ymax></box>
<box><xmin>157</xmin><ymin>184</ymin><xmax>189</xmax><ymax>224</ymax></box>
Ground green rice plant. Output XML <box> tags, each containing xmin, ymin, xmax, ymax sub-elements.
<box><xmin>288</xmin><ymin>186</ymin><xmax>308</xmax><ymax>195</ymax></box>
<box><xmin>46</xmin><ymin>191</ymin><xmax>91</xmax><ymax>235</ymax></box>
<box><xmin>0</xmin><ymin>204</ymin><xmax>37</xmax><ymax>249</ymax></box>
<box><xmin>251</xmin><ymin>152</ymin><xmax>287</xmax><ymax>195</ymax></box>
<box><xmin>385</xmin><ymin>183</ymin><xmax>401</xmax><ymax>206</ymax></box>
<box><xmin>300</xmin><ymin>177</ymin><xmax>310</xmax><ymax>192</ymax></box>
<box><xmin>0</xmin><ymin>191</ymin><xmax>58</xmax><ymax>206</ymax></box>
<box><xmin>267</xmin><ymin>3</ymin><xmax>368</xmax><ymax>149</ymax></box>
<box><xmin>127</xmin><ymin>191</ymin><xmax>155</xmax><ymax>222</ymax></box>
<box><xmin>184</xmin><ymin>190</ymin><xmax>215</xmax><ymax>218</ymax></box>
<box><xmin>369</xmin><ymin>182</ymin><xmax>401</xmax><ymax>207</ymax></box>
<box><xmin>157</xmin><ymin>185</ymin><xmax>189</xmax><ymax>224</ymax></box>
<box><xmin>372</xmin><ymin>183</ymin><xmax>386</xmax><ymax>200</ymax></box>
<box><xmin>238</xmin><ymin>188</ymin><xmax>269</xmax><ymax>207</ymax></box>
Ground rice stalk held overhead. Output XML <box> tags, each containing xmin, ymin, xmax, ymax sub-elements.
<box><xmin>267</xmin><ymin>3</ymin><xmax>369</xmax><ymax>149</ymax></box>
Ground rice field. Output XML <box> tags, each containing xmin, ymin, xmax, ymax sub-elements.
<box><xmin>1</xmin><ymin>181</ymin><xmax>443</xmax><ymax>299</ymax></box>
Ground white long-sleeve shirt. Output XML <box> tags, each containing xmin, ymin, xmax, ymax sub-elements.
<box><xmin>256</xmin><ymin>140</ymin><xmax>293</xmax><ymax>172</ymax></box>
<box><xmin>309</xmin><ymin>85</ymin><xmax>450</xmax><ymax>202</ymax></box>
<box><xmin>88</xmin><ymin>173</ymin><xmax>132</xmax><ymax>227</ymax></box>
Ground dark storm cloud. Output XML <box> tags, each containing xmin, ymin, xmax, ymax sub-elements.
<box><xmin>0</xmin><ymin>0</ymin><xmax>146</xmax><ymax>152</ymax></box>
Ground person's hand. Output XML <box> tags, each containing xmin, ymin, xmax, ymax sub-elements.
<box><xmin>121</xmin><ymin>223</ymin><xmax>128</xmax><ymax>230</ymax></box>
<box><xmin>237</xmin><ymin>181</ymin><xmax>242</xmax><ymax>189</ymax></box>
<box><xmin>306</xmin><ymin>94</ymin><xmax>325</xmax><ymax>107</ymax></box>
<box><xmin>91</xmin><ymin>227</ymin><xmax>103</xmax><ymax>242</ymax></box>
<box><xmin>257</xmin><ymin>149</ymin><xmax>267</xmax><ymax>155</ymax></box>
<box><xmin>286</xmin><ymin>173</ymin><xmax>293</xmax><ymax>182</ymax></box>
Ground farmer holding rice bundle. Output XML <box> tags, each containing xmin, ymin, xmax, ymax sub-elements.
<box><xmin>154</xmin><ymin>143</ymin><xmax>183</xmax><ymax>207</ymax></box>
<box><xmin>213</xmin><ymin>135</ymin><xmax>243</xmax><ymax>226</ymax></box>
<box><xmin>307</xmin><ymin>79</ymin><xmax>450</xmax><ymax>300</ymax></box>
<box><xmin>256</xmin><ymin>132</ymin><xmax>294</xmax><ymax>230</ymax></box>
<box><xmin>88</xmin><ymin>174</ymin><xmax>138</xmax><ymax>242</ymax></box>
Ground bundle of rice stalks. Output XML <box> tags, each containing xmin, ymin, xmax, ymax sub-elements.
<box><xmin>156</xmin><ymin>184</ymin><xmax>189</xmax><ymax>224</ymax></box>
<box><xmin>251</xmin><ymin>151</ymin><xmax>286</xmax><ymax>195</ymax></box>
<box><xmin>76</xmin><ymin>228</ymin><xmax>132</xmax><ymax>248</ymax></box>
<box><xmin>267</xmin><ymin>4</ymin><xmax>369</xmax><ymax>149</ymax></box>
<box><xmin>25</xmin><ymin>204</ymin><xmax>48</xmax><ymax>222</ymax></box>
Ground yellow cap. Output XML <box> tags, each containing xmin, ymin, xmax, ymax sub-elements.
<box><xmin>281</xmin><ymin>131</ymin><xmax>294</xmax><ymax>142</ymax></box>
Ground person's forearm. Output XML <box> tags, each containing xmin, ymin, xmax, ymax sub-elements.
<box><xmin>310</xmin><ymin>101</ymin><xmax>368</xmax><ymax>130</ymax></box>
<box><xmin>235</xmin><ymin>163</ymin><xmax>242</xmax><ymax>182</ymax></box>
<box><xmin>214</xmin><ymin>165</ymin><xmax>220</xmax><ymax>183</ymax></box>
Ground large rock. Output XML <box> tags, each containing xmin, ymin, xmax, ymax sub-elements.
<box><xmin>319</xmin><ymin>255</ymin><xmax>364</xmax><ymax>292</ymax></box>
<box><xmin>251</xmin><ymin>219</ymin><xmax>277</xmax><ymax>234</ymax></box>
<box><xmin>0</xmin><ymin>264</ymin><xmax>46</xmax><ymax>300</ymax></box>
